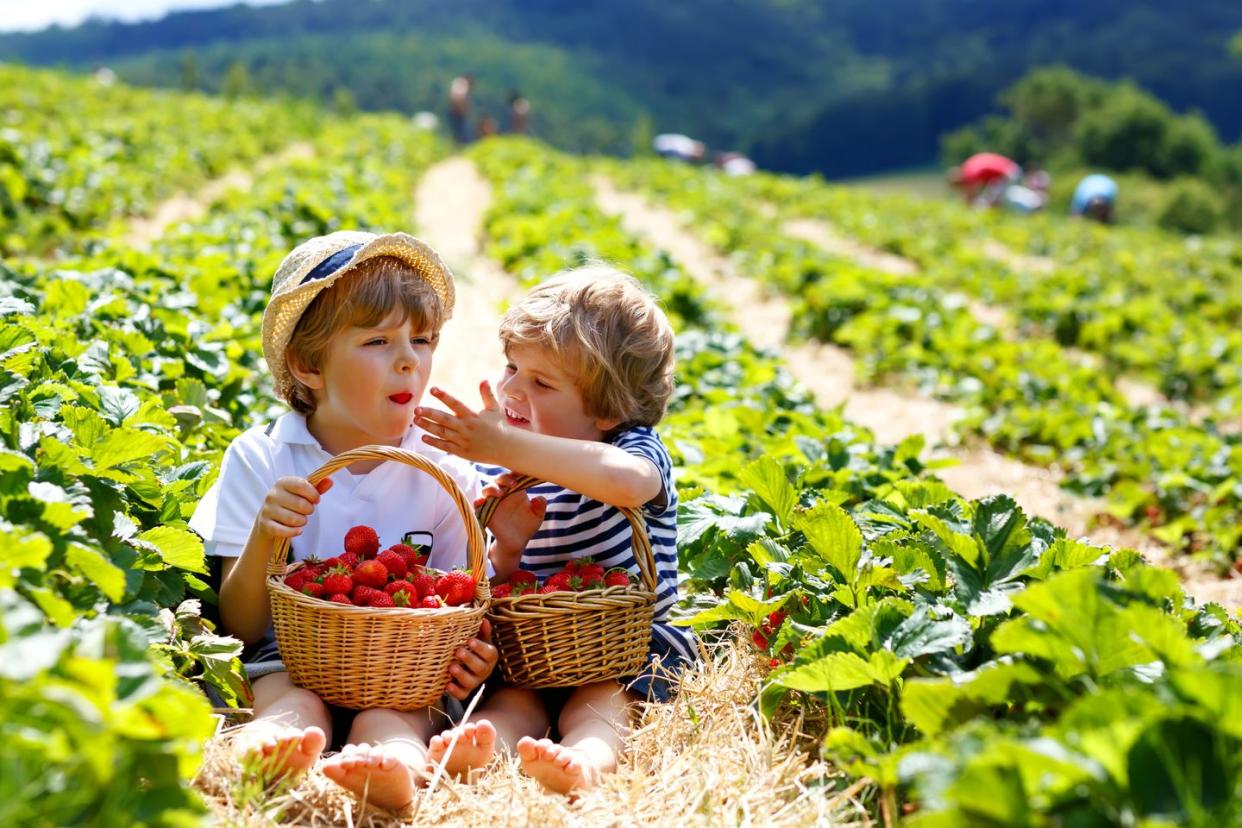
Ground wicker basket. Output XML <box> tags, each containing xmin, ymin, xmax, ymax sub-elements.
<box><xmin>477</xmin><ymin>476</ymin><xmax>657</xmax><ymax>688</ymax></box>
<box><xmin>265</xmin><ymin>445</ymin><xmax>489</xmax><ymax>711</ymax></box>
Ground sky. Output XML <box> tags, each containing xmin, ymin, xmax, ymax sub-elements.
<box><xmin>0</xmin><ymin>0</ymin><xmax>289</xmax><ymax>33</ymax></box>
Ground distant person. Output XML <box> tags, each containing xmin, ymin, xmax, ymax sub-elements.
<box><xmin>652</xmin><ymin>133</ymin><xmax>706</xmax><ymax>164</ymax></box>
<box><xmin>477</xmin><ymin>114</ymin><xmax>499</xmax><ymax>139</ymax></box>
<box><xmin>948</xmin><ymin>152</ymin><xmax>1021</xmax><ymax>207</ymax></box>
<box><xmin>1024</xmin><ymin>165</ymin><xmax>1051</xmax><ymax>197</ymax></box>
<box><xmin>1002</xmin><ymin>183</ymin><xmax>1045</xmax><ymax>214</ymax></box>
<box><xmin>448</xmin><ymin>74</ymin><xmax>474</xmax><ymax>144</ymax></box>
<box><xmin>1070</xmin><ymin>174</ymin><xmax>1118</xmax><ymax>224</ymax></box>
<box><xmin>715</xmin><ymin>151</ymin><xmax>756</xmax><ymax>176</ymax></box>
<box><xmin>508</xmin><ymin>90</ymin><xmax>531</xmax><ymax>135</ymax></box>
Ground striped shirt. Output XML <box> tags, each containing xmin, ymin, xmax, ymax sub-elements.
<box><xmin>479</xmin><ymin>427</ymin><xmax>698</xmax><ymax>668</ymax></box>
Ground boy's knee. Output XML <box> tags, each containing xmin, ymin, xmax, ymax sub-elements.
<box><xmin>282</xmin><ymin>687</ymin><xmax>330</xmax><ymax>719</ymax></box>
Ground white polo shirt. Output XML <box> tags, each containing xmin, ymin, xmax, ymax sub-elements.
<box><xmin>189</xmin><ymin>412</ymin><xmax>482</xmax><ymax>572</ymax></box>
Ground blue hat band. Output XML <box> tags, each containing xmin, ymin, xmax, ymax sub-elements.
<box><xmin>300</xmin><ymin>243</ymin><xmax>364</xmax><ymax>285</ymax></box>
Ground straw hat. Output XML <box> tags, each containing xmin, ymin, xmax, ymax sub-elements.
<box><xmin>261</xmin><ymin>231</ymin><xmax>455</xmax><ymax>401</ymax></box>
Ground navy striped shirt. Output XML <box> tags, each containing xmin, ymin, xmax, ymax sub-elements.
<box><xmin>478</xmin><ymin>427</ymin><xmax>698</xmax><ymax>667</ymax></box>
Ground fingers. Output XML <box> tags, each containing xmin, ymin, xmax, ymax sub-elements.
<box><xmin>478</xmin><ymin>618</ymin><xmax>493</xmax><ymax>643</ymax></box>
<box><xmin>414</xmin><ymin>407</ymin><xmax>455</xmax><ymax>431</ymax></box>
<box><xmin>421</xmin><ymin>434</ymin><xmax>457</xmax><ymax>453</ymax></box>
<box><xmin>478</xmin><ymin>380</ymin><xmax>499</xmax><ymax>412</ymax></box>
<box><xmin>429</xmin><ymin>386</ymin><xmax>475</xmax><ymax>417</ymax></box>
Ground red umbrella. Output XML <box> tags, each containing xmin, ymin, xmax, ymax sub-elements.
<box><xmin>959</xmin><ymin>153</ymin><xmax>1019</xmax><ymax>185</ymax></box>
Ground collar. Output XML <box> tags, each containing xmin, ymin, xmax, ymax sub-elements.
<box><xmin>267</xmin><ymin>412</ymin><xmax>429</xmax><ymax>454</ymax></box>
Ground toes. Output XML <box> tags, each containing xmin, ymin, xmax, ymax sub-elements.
<box><xmin>515</xmin><ymin>737</ymin><xmax>539</xmax><ymax>761</ymax></box>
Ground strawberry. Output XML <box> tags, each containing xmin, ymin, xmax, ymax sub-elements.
<box><xmin>509</xmin><ymin>571</ymin><xmax>537</xmax><ymax>587</ymax></box>
<box><xmin>538</xmin><ymin>584</ymin><xmax>561</xmax><ymax>594</ymax></box>
<box><xmin>343</xmin><ymin>525</ymin><xmax>380</xmax><ymax>559</ymax></box>
<box><xmin>511</xmin><ymin>579</ymin><xmax>538</xmax><ymax>597</ymax></box>
<box><xmin>377</xmin><ymin>549</ymin><xmax>408</xmax><ymax>580</ymax></box>
<box><xmin>411</xmin><ymin>573</ymin><xmax>437</xmax><ymax>600</ymax></box>
<box><xmin>300</xmin><ymin>555</ymin><xmax>327</xmax><ymax>579</ymax></box>
<box><xmin>368</xmin><ymin>593</ymin><xmax>395</xmax><ymax>608</ymax></box>
<box><xmin>339</xmin><ymin>551</ymin><xmax>360</xmax><ymax>570</ymax></box>
<box><xmin>604</xmin><ymin>568</ymin><xmax>631</xmax><ymax>588</ymax></box>
<box><xmin>329</xmin><ymin>593</ymin><xmax>353</xmax><ymax>605</ymax></box>
<box><xmin>492</xmin><ymin>583</ymin><xmax>513</xmax><ymax>599</ymax></box>
<box><xmin>353</xmin><ymin>559</ymin><xmax>389</xmax><ymax>589</ymax></box>
<box><xmin>321</xmin><ymin>556</ymin><xmax>343</xmax><ymax>570</ymax></box>
<box><xmin>284</xmin><ymin>569</ymin><xmax>309</xmax><ymax>590</ymax></box>
<box><xmin>351</xmin><ymin>585</ymin><xmax>384</xmax><ymax>605</ymax></box>
<box><xmin>576</xmin><ymin>573</ymin><xmax>603</xmax><ymax>590</ymax></box>
<box><xmin>564</xmin><ymin>557</ymin><xmax>589</xmax><ymax>574</ymax></box>
<box><xmin>392</xmin><ymin>589</ymin><xmax>415</xmax><ymax>607</ymax></box>
<box><xmin>300</xmin><ymin>582</ymin><xmax>326</xmax><ymax>598</ymax></box>
<box><xmin>435</xmin><ymin>570</ymin><xmax>476</xmax><ymax>606</ymax></box>
<box><xmin>322</xmin><ymin>566</ymin><xmax>353</xmax><ymax>595</ymax></box>
<box><xmin>386</xmin><ymin>543</ymin><xmax>420</xmax><ymax>569</ymax></box>
<box><xmin>578</xmin><ymin>563</ymin><xmax>605</xmax><ymax>582</ymax></box>
<box><xmin>545</xmin><ymin>572</ymin><xmax>571</xmax><ymax>592</ymax></box>
<box><xmin>420</xmin><ymin>595</ymin><xmax>444</xmax><ymax>609</ymax></box>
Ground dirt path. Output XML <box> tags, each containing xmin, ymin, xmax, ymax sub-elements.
<box><xmin>124</xmin><ymin>143</ymin><xmax>315</xmax><ymax>250</ymax></box>
<box><xmin>590</xmin><ymin>177</ymin><xmax>1212</xmax><ymax>573</ymax></box>
<box><xmin>413</xmin><ymin>156</ymin><xmax>524</xmax><ymax>402</ymax></box>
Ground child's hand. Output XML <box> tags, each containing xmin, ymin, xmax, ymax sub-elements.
<box><xmin>414</xmin><ymin>382</ymin><xmax>509</xmax><ymax>465</ymax></box>
<box><xmin>256</xmin><ymin>476</ymin><xmax>333</xmax><ymax>539</ymax></box>
<box><xmin>478</xmin><ymin>479</ymin><xmax>545</xmax><ymax>580</ymax></box>
<box><xmin>446</xmin><ymin>619</ymin><xmax>499</xmax><ymax>701</ymax></box>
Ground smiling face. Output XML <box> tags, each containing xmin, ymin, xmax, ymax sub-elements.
<box><xmin>293</xmin><ymin>310</ymin><xmax>436</xmax><ymax>454</ymax></box>
<box><xmin>496</xmin><ymin>342</ymin><xmax>618</xmax><ymax>441</ymax></box>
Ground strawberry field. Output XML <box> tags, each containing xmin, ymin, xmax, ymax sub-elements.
<box><xmin>3</xmin><ymin>65</ymin><xmax>1240</xmax><ymax>826</ymax></box>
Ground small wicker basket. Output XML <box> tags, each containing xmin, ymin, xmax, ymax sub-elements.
<box><xmin>477</xmin><ymin>476</ymin><xmax>657</xmax><ymax>688</ymax></box>
<box><xmin>266</xmin><ymin>445</ymin><xmax>489</xmax><ymax>711</ymax></box>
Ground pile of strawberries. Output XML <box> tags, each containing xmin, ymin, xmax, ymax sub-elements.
<box><xmin>282</xmin><ymin>525</ymin><xmax>475</xmax><ymax>608</ymax></box>
<box><xmin>491</xmin><ymin>557</ymin><xmax>637</xmax><ymax>599</ymax></box>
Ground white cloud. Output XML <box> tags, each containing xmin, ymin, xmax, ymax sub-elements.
<box><xmin>0</xmin><ymin>0</ymin><xmax>289</xmax><ymax>33</ymax></box>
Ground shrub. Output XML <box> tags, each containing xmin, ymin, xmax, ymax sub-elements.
<box><xmin>1157</xmin><ymin>178</ymin><xmax>1224</xmax><ymax>234</ymax></box>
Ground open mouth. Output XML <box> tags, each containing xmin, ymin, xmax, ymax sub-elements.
<box><xmin>505</xmin><ymin>406</ymin><xmax>530</xmax><ymax>426</ymax></box>
<box><xmin>389</xmin><ymin>392</ymin><xmax>413</xmax><ymax>404</ymax></box>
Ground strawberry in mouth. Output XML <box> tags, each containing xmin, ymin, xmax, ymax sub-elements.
<box><xmin>389</xmin><ymin>392</ymin><xmax>413</xmax><ymax>404</ymax></box>
<box><xmin>504</xmin><ymin>406</ymin><xmax>530</xmax><ymax>426</ymax></box>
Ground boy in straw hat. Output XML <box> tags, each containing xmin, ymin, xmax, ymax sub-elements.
<box><xmin>414</xmin><ymin>265</ymin><xmax>698</xmax><ymax>794</ymax></box>
<box><xmin>190</xmin><ymin>231</ymin><xmax>500</xmax><ymax>809</ymax></box>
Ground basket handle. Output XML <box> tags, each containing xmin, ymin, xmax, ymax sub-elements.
<box><xmin>475</xmin><ymin>475</ymin><xmax>658</xmax><ymax>594</ymax></box>
<box><xmin>265</xmin><ymin>445</ymin><xmax>489</xmax><ymax>598</ymax></box>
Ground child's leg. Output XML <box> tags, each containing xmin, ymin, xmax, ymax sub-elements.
<box><xmin>231</xmin><ymin>672</ymin><xmax>330</xmax><ymax>778</ymax></box>
<box><xmin>426</xmin><ymin>687</ymin><xmax>549</xmax><ymax>780</ymax></box>
<box><xmin>517</xmin><ymin>680</ymin><xmax>638</xmax><ymax>794</ymax></box>
<box><xmin>321</xmin><ymin>706</ymin><xmax>446</xmax><ymax>810</ymax></box>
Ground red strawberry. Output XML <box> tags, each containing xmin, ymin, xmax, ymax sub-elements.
<box><xmin>578</xmin><ymin>563</ymin><xmax>605</xmax><ymax>582</ymax></box>
<box><xmin>300</xmin><ymin>555</ymin><xmax>326</xmax><ymax>579</ymax></box>
<box><xmin>386</xmin><ymin>580</ymin><xmax>416</xmax><ymax>598</ymax></box>
<box><xmin>368</xmin><ymin>593</ymin><xmax>395</xmax><ymax>608</ymax></box>
<box><xmin>322</xmin><ymin>567</ymin><xmax>353</xmax><ymax>595</ymax></box>
<box><xmin>392</xmin><ymin>590</ymin><xmax>415</xmax><ymax>607</ymax></box>
<box><xmin>509</xmin><ymin>571</ymin><xmax>537</xmax><ymax>587</ymax></box>
<box><xmin>353</xmin><ymin>559</ymin><xmax>389</xmax><ymax>589</ymax></box>
<box><xmin>435</xmin><ymin>570</ymin><xmax>475</xmax><ymax>606</ymax></box>
<box><xmin>329</xmin><ymin>593</ymin><xmax>353</xmax><ymax>605</ymax></box>
<box><xmin>604</xmin><ymin>568</ymin><xmax>631</xmax><ymax>588</ymax></box>
<box><xmin>412</xmin><ymin>573</ymin><xmax>437</xmax><ymax>600</ymax></box>
<box><xmin>284</xmin><ymin>569</ymin><xmax>309</xmax><ymax>590</ymax></box>
<box><xmin>377</xmin><ymin>549</ymin><xmax>408</xmax><ymax>580</ymax></box>
<box><xmin>351</xmin><ymin>585</ymin><xmax>384</xmax><ymax>605</ymax></box>
<box><xmin>512</xmin><ymin>579</ymin><xmax>537</xmax><ymax>597</ymax></box>
<box><xmin>300</xmin><ymin>582</ymin><xmax>326</xmax><ymax>598</ymax></box>
<box><xmin>538</xmin><ymin>584</ymin><xmax>560</xmax><ymax>594</ymax></box>
<box><xmin>492</xmin><ymin>583</ymin><xmax>513</xmax><ymax>599</ymax></box>
<box><xmin>564</xmin><ymin>557</ymin><xmax>589</xmax><ymax>574</ymax></box>
<box><xmin>420</xmin><ymin>595</ymin><xmax>444</xmax><ymax>609</ymax></box>
<box><xmin>321</xmin><ymin>556</ymin><xmax>342</xmax><ymax>570</ymax></box>
<box><xmin>386</xmin><ymin>543</ymin><xmax>419</xmax><ymax>569</ymax></box>
<box><xmin>339</xmin><ymin>551</ymin><xmax>360</xmax><ymax>570</ymax></box>
<box><xmin>545</xmin><ymin>572</ymin><xmax>571</xmax><ymax>591</ymax></box>
<box><xmin>577</xmin><ymin>573</ymin><xmax>603</xmax><ymax>590</ymax></box>
<box><xmin>344</xmin><ymin>525</ymin><xmax>380</xmax><ymax>559</ymax></box>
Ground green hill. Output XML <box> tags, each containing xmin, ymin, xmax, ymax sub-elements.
<box><xmin>3</xmin><ymin>0</ymin><xmax>1241</xmax><ymax>176</ymax></box>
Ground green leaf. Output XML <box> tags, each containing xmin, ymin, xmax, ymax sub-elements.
<box><xmin>739</xmin><ymin>455</ymin><xmax>797</xmax><ymax>527</ymax></box>
<box><xmin>0</xmin><ymin>526</ymin><xmax>53</xmax><ymax>586</ymax></box>
<box><xmin>792</xmin><ymin>501</ymin><xmax>863</xmax><ymax>581</ymax></box>
<box><xmin>885</xmin><ymin>605</ymin><xmax>972</xmax><ymax>659</ymax></box>
<box><xmin>777</xmin><ymin>651</ymin><xmax>875</xmax><ymax>692</ymax></box>
<box><xmin>135</xmin><ymin>526</ymin><xmax>206</xmax><ymax>574</ymax></box>
<box><xmin>91</xmin><ymin>428</ymin><xmax>171</xmax><ymax>471</ymax></box>
<box><xmin>66</xmin><ymin>542</ymin><xmax>127</xmax><ymax>602</ymax></box>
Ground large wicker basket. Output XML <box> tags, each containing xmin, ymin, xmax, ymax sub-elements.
<box><xmin>266</xmin><ymin>445</ymin><xmax>489</xmax><ymax>711</ymax></box>
<box><xmin>477</xmin><ymin>476</ymin><xmax>657</xmax><ymax>688</ymax></box>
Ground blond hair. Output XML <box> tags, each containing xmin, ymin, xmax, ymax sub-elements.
<box><xmin>285</xmin><ymin>256</ymin><xmax>444</xmax><ymax>414</ymax></box>
<box><xmin>499</xmin><ymin>265</ymin><xmax>675</xmax><ymax>429</ymax></box>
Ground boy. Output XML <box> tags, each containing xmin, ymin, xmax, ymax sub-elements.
<box><xmin>414</xmin><ymin>265</ymin><xmax>698</xmax><ymax>793</ymax></box>
<box><xmin>190</xmin><ymin>231</ymin><xmax>498</xmax><ymax>810</ymax></box>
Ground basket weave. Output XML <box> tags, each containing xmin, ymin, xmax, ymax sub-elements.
<box><xmin>266</xmin><ymin>445</ymin><xmax>489</xmax><ymax>711</ymax></box>
<box><xmin>477</xmin><ymin>476</ymin><xmax>657</xmax><ymax>688</ymax></box>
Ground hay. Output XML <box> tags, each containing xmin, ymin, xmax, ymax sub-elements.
<box><xmin>195</xmin><ymin>635</ymin><xmax>869</xmax><ymax>826</ymax></box>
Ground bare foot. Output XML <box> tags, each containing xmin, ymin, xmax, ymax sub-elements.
<box><xmin>322</xmin><ymin>743</ymin><xmax>417</xmax><ymax>811</ymax></box>
<box><xmin>234</xmin><ymin>724</ymin><xmax>325</xmax><ymax>780</ymax></box>
<box><xmin>516</xmin><ymin>736</ymin><xmax>600</xmax><ymax>795</ymax></box>
<box><xmin>426</xmin><ymin>720</ymin><xmax>497</xmax><ymax>782</ymax></box>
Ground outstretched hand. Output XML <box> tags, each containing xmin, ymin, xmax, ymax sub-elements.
<box><xmin>477</xmin><ymin>477</ymin><xmax>546</xmax><ymax>580</ymax></box>
<box><xmin>415</xmin><ymin>381</ymin><xmax>509</xmax><ymax>464</ymax></box>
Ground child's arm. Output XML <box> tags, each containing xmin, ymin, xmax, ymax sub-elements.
<box><xmin>415</xmin><ymin>383</ymin><xmax>662</xmax><ymax>508</ymax></box>
<box><xmin>218</xmin><ymin>476</ymin><xmax>332</xmax><ymax>645</ymax></box>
